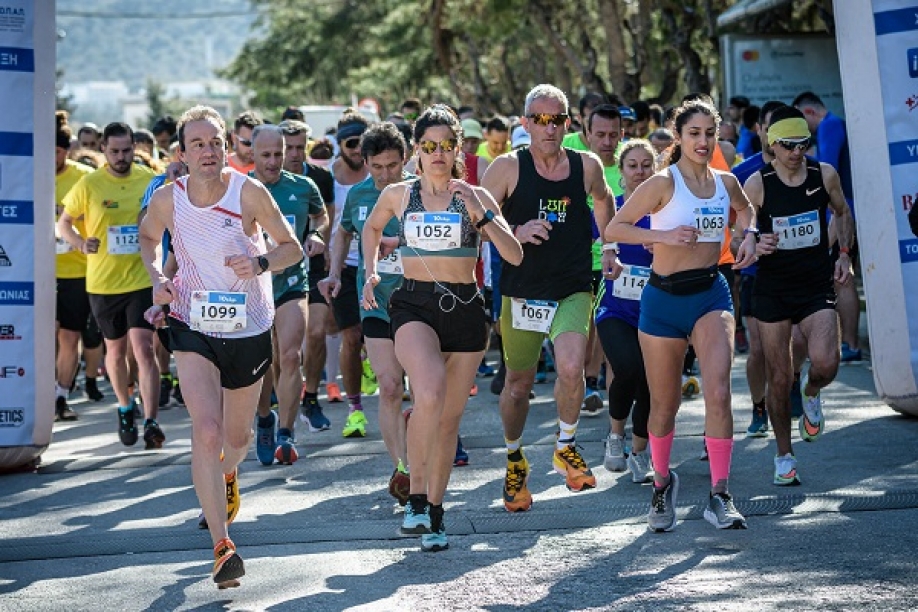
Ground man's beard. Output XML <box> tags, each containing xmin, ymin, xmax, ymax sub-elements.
<box><xmin>342</xmin><ymin>153</ymin><xmax>364</xmax><ymax>171</ymax></box>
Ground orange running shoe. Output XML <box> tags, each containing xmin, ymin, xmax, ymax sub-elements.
<box><xmin>553</xmin><ymin>444</ymin><xmax>597</xmax><ymax>491</ymax></box>
<box><xmin>212</xmin><ymin>538</ymin><xmax>244</xmax><ymax>589</ymax></box>
<box><xmin>503</xmin><ymin>449</ymin><xmax>533</xmax><ymax>512</ymax></box>
<box><xmin>326</xmin><ymin>381</ymin><xmax>343</xmax><ymax>403</ymax></box>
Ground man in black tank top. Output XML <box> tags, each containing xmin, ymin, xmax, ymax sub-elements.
<box><xmin>482</xmin><ymin>84</ymin><xmax>621</xmax><ymax>509</ymax></box>
<box><xmin>742</xmin><ymin>107</ymin><xmax>853</xmax><ymax>487</ymax></box>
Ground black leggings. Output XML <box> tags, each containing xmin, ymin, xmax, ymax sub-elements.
<box><xmin>596</xmin><ymin>317</ymin><xmax>650</xmax><ymax>439</ymax></box>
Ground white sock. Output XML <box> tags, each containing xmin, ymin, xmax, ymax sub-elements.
<box><xmin>55</xmin><ymin>383</ymin><xmax>69</xmax><ymax>399</ymax></box>
<box><xmin>557</xmin><ymin>419</ymin><xmax>578</xmax><ymax>451</ymax></box>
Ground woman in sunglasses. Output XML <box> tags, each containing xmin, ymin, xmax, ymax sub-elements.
<box><xmin>605</xmin><ymin>98</ymin><xmax>758</xmax><ymax>533</ymax></box>
<box><xmin>361</xmin><ymin>105</ymin><xmax>522</xmax><ymax>552</ymax></box>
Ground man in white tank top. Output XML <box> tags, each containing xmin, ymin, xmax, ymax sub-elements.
<box><xmin>139</xmin><ymin>105</ymin><xmax>304</xmax><ymax>589</ymax></box>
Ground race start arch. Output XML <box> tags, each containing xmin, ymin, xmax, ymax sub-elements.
<box><xmin>835</xmin><ymin>0</ymin><xmax>918</xmax><ymax>414</ymax></box>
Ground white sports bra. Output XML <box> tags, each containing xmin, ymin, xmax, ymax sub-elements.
<box><xmin>651</xmin><ymin>165</ymin><xmax>729</xmax><ymax>243</ymax></box>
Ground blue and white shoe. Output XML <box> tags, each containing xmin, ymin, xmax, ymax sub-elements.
<box><xmin>274</xmin><ymin>427</ymin><xmax>299</xmax><ymax>465</ymax></box>
<box><xmin>255</xmin><ymin>411</ymin><xmax>277</xmax><ymax>466</ymax></box>
<box><xmin>401</xmin><ymin>499</ymin><xmax>431</xmax><ymax>535</ymax></box>
<box><xmin>300</xmin><ymin>399</ymin><xmax>331</xmax><ymax>432</ymax></box>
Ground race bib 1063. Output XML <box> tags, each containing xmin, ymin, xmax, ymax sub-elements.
<box><xmin>190</xmin><ymin>291</ymin><xmax>247</xmax><ymax>333</ymax></box>
<box><xmin>404</xmin><ymin>212</ymin><xmax>461</xmax><ymax>251</ymax></box>
<box><xmin>107</xmin><ymin>225</ymin><xmax>139</xmax><ymax>255</ymax></box>
<box><xmin>377</xmin><ymin>248</ymin><xmax>403</xmax><ymax>275</ymax></box>
<box><xmin>693</xmin><ymin>206</ymin><xmax>726</xmax><ymax>242</ymax></box>
<box><xmin>613</xmin><ymin>264</ymin><xmax>651</xmax><ymax>300</ymax></box>
<box><xmin>511</xmin><ymin>298</ymin><xmax>558</xmax><ymax>333</ymax></box>
<box><xmin>774</xmin><ymin>210</ymin><xmax>820</xmax><ymax>250</ymax></box>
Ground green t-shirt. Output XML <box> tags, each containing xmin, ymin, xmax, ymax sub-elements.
<box><xmin>562</xmin><ymin>131</ymin><xmax>590</xmax><ymax>151</ymax></box>
<box><xmin>341</xmin><ymin>174</ymin><xmax>413</xmax><ymax>322</ymax></box>
<box><xmin>257</xmin><ymin>170</ymin><xmax>324</xmax><ymax>301</ymax></box>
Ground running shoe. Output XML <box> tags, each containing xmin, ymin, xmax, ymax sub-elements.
<box><xmin>421</xmin><ymin>506</ymin><xmax>448</xmax><ymax>552</ymax></box>
<box><xmin>745</xmin><ymin>400</ymin><xmax>769</xmax><ymax>438</ymax></box>
<box><xmin>735</xmin><ymin>327</ymin><xmax>749</xmax><ymax>354</ymax></box>
<box><xmin>503</xmin><ymin>449</ymin><xmax>532</xmax><ymax>512</ymax></box>
<box><xmin>255</xmin><ymin>411</ymin><xmax>277</xmax><ymax>465</ymax></box>
<box><xmin>799</xmin><ymin>374</ymin><xmax>824</xmax><ymax>442</ymax></box>
<box><xmin>840</xmin><ymin>342</ymin><xmax>863</xmax><ymax>365</ymax></box>
<box><xmin>117</xmin><ymin>406</ymin><xmax>138</xmax><ymax>446</ymax></box>
<box><xmin>490</xmin><ymin>362</ymin><xmax>506</xmax><ymax>395</ymax></box>
<box><xmin>342</xmin><ymin>409</ymin><xmax>367</xmax><ymax>438</ymax></box>
<box><xmin>158</xmin><ymin>374</ymin><xmax>173</xmax><ymax>408</ymax></box>
<box><xmin>401</xmin><ymin>497</ymin><xmax>431</xmax><ymax>534</ymax></box>
<box><xmin>773</xmin><ymin>453</ymin><xmax>801</xmax><ymax>486</ymax></box>
<box><xmin>454</xmin><ymin>436</ymin><xmax>469</xmax><ymax>466</ymax></box>
<box><xmin>534</xmin><ymin>359</ymin><xmax>548</xmax><ymax>384</ymax></box>
<box><xmin>326</xmin><ymin>381</ymin><xmax>344</xmax><ymax>403</ymax></box>
<box><xmin>681</xmin><ymin>374</ymin><xmax>701</xmax><ymax>398</ymax></box>
<box><xmin>790</xmin><ymin>378</ymin><xmax>803</xmax><ymax>419</ymax></box>
<box><xmin>627</xmin><ymin>450</ymin><xmax>653</xmax><ymax>484</ymax></box>
<box><xmin>361</xmin><ymin>359</ymin><xmax>379</xmax><ymax>396</ymax></box>
<box><xmin>388</xmin><ymin>462</ymin><xmax>410</xmax><ymax>506</ymax></box>
<box><xmin>274</xmin><ymin>427</ymin><xmax>298</xmax><ymax>465</ymax></box>
<box><xmin>84</xmin><ymin>377</ymin><xmax>104</xmax><ymax>402</ymax></box>
<box><xmin>212</xmin><ymin>537</ymin><xmax>244</xmax><ymax>589</ymax></box>
<box><xmin>477</xmin><ymin>361</ymin><xmax>495</xmax><ymax>377</ymax></box>
<box><xmin>197</xmin><ymin>511</ymin><xmax>208</xmax><ymax>530</ymax></box>
<box><xmin>469</xmin><ymin>384</ymin><xmax>478</xmax><ymax>397</ymax></box>
<box><xmin>581</xmin><ymin>388</ymin><xmax>603</xmax><ymax>417</ymax></box>
<box><xmin>300</xmin><ymin>398</ymin><xmax>331</xmax><ymax>432</ymax></box>
<box><xmin>225</xmin><ymin>468</ymin><xmax>240</xmax><ymax>524</ymax></box>
<box><xmin>703</xmin><ymin>491</ymin><xmax>747</xmax><ymax>530</ymax></box>
<box><xmin>553</xmin><ymin>444</ymin><xmax>597</xmax><ymax>491</ymax></box>
<box><xmin>648</xmin><ymin>470</ymin><xmax>679</xmax><ymax>533</ymax></box>
<box><xmin>55</xmin><ymin>396</ymin><xmax>78</xmax><ymax>421</ymax></box>
<box><xmin>604</xmin><ymin>432</ymin><xmax>626</xmax><ymax>472</ymax></box>
<box><xmin>143</xmin><ymin>419</ymin><xmax>166</xmax><ymax>449</ymax></box>
<box><xmin>699</xmin><ymin>438</ymin><xmax>709</xmax><ymax>461</ymax></box>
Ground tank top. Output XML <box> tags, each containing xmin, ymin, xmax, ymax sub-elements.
<box><xmin>333</xmin><ymin>178</ymin><xmax>360</xmax><ymax>267</ymax></box>
<box><xmin>168</xmin><ymin>170</ymin><xmax>274</xmax><ymax>338</ymax></box>
<box><xmin>651</xmin><ymin>165</ymin><xmax>729</xmax><ymax>244</ymax></box>
<box><xmin>501</xmin><ymin>148</ymin><xmax>592</xmax><ymax>300</ymax></box>
<box><xmin>465</xmin><ymin>153</ymin><xmax>479</xmax><ymax>186</ymax></box>
<box><xmin>398</xmin><ymin>179</ymin><xmax>479</xmax><ymax>258</ymax></box>
<box><xmin>595</xmin><ymin>195</ymin><xmax>652</xmax><ymax>328</ymax></box>
<box><xmin>754</xmin><ymin>160</ymin><xmax>832</xmax><ymax>295</ymax></box>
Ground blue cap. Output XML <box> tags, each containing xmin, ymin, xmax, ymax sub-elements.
<box><xmin>619</xmin><ymin>106</ymin><xmax>636</xmax><ymax>122</ymax></box>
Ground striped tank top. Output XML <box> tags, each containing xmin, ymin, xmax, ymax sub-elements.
<box><xmin>168</xmin><ymin>169</ymin><xmax>274</xmax><ymax>338</ymax></box>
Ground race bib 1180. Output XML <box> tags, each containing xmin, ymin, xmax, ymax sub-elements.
<box><xmin>774</xmin><ymin>210</ymin><xmax>820</xmax><ymax>250</ymax></box>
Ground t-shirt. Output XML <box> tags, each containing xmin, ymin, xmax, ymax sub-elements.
<box><xmin>62</xmin><ymin>164</ymin><xmax>157</xmax><ymax>294</ymax></box>
<box><xmin>589</xmin><ymin>164</ymin><xmax>624</xmax><ymax>271</ymax></box>
<box><xmin>55</xmin><ymin>160</ymin><xmax>93</xmax><ymax>279</ymax></box>
<box><xmin>227</xmin><ymin>154</ymin><xmax>254</xmax><ymax>175</ymax></box>
<box><xmin>562</xmin><ymin>132</ymin><xmax>590</xmax><ymax>151</ymax></box>
<box><xmin>476</xmin><ymin>141</ymin><xmax>511</xmax><ymax>162</ymax></box>
<box><xmin>816</xmin><ymin>112</ymin><xmax>853</xmax><ymax>213</ymax></box>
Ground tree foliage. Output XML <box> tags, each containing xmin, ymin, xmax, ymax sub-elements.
<box><xmin>222</xmin><ymin>0</ymin><xmax>831</xmax><ymax>116</ymax></box>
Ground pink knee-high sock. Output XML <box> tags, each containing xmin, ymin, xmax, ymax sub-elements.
<box><xmin>649</xmin><ymin>430</ymin><xmax>675</xmax><ymax>487</ymax></box>
<box><xmin>705</xmin><ymin>435</ymin><xmax>734</xmax><ymax>492</ymax></box>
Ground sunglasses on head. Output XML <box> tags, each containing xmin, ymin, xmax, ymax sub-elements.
<box><xmin>418</xmin><ymin>138</ymin><xmax>459</xmax><ymax>154</ymax></box>
<box><xmin>775</xmin><ymin>138</ymin><xmax>810</xmax><ymax>152</ymax></box>
<box><xmin>342</xmin><ymin>137</ymin><xmax>361</xmax><ymax>149</ymax></box>
<box><xmin>527</xmin><ymin>113</ymin><xmax>568</xmax><ymax>127</ymax></box>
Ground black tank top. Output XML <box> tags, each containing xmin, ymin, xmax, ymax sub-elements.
<box><xmin>755</xmin><ymin>160</ymin><xmax>833</xmax><ymax>294</ymax></box>
<box><xmin>500</xmin><ymin>148</ymin><xmax>592</xmax><ymax>300</ymax></box>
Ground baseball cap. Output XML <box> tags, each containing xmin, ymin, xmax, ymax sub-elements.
<box><xmin>619</xmin><ymin>106</ymin><xmax>636</xmax><ymax>122</ymax></box>
<box><xmin>461</xmin><ymin>118</ymin><xmax>483</xmax><ymax>140</ymax></box>
<box><xmin>511</xmin><ymin>125</ymin><xmax>530</xmax><ymax>149</ymax></box>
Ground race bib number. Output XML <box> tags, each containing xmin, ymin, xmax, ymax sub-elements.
<box><xmin>511</xmin><ymin>298</ymin><xmax>558</xmax><ymax>333</ymax></box>
<box><xmin>774</xmin><ymin>211</ymin><xmax>820</xmax><ymax>250</ymax></box>
<box><xmin>190</xmin><ymin>291</ymin><xmax>247</xmax><ymax>333</ymax></box>
<box><xmin>377</xmin><ymin>248</ymin><xmax>403</xmax><ymax>275</ymax></box>
<box><xmin>285</xmin><ymin>214</ymin><xmax>296</xmax><ymax>232</ymax></box>
<box><xmin>613</xmin><ymin>265</ymin><xmax>651</xmax><ymax>300</ymax></box>
<box><xmin>404</xmin><ymin>212</ymin><xmax>461</xmax><ymax>251</ymax></box>
<box><xmin>107</xmin><ymin>225</ymin><xmax>140</xmax><ymax>255</ymax></box>
<box><xmin>693</xmin><ymin>206</ymin><xmax>726</xmax><ymax>242</ymax></box>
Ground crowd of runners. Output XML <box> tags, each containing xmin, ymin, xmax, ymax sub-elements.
<box><xmin>53</xmin><ymin>83</ymin><xmax>859</xmax><ymax>588</ymax></box>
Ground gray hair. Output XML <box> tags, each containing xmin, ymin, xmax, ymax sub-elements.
<box><xmin>523</xmin><ymin>84</ymin><xmax>569</xmax><ymax>116</ymax></box>
<box><xmin>251</xmin><ymin>124</ymin><xmax>285</xmax><ymax>149</ymax></box>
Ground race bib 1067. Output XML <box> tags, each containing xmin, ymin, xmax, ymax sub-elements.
<box><xmin>511</xmin><ymin>298</ymin><xmax>558</xmax><ymax>333</ymax></box>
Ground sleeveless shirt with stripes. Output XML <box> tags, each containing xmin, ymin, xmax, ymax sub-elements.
<box><xmin>168</xmin><ymin>169</ymin><xmax>274</xmax><ymax>338</ymax></box>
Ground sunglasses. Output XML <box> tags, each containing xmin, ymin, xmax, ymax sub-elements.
<box><xmin>236</xmin><ymin>137</ymin><xmax>252</xmax><ymax>147</ymax></box>
<box><xmin>527</xmin><ymin>113</ymin><xmax>569</xmax><ymax>127</ymax></box>
<box><xmin>342</xmin><ymin>137</ymin><xmax>362</xmax><ymax>149</ymax></box>
<box><xmin>418</xmin><ymin>139</ymin><xmax>459</xmax><ymax>154</ymax></box>
<box><xmin>775</xmin><ymin>138</ymin><xmax>810</xmax><ymax>152</ymax></box>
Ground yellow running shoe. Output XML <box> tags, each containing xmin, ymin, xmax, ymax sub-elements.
<box><xmin>361</xmin><ymin>359</ymin><xmax>379</xmax><ymax>396</ymax></box>
<box><xmin>553</xmin><ymin>444</ymin><xmax>597</xmax><ymax>492</ymax></box>
<box><xmin>212</xmin><ymin>537</ymin><xmax>244</xmax><ymax>589</ymax></box>
<box><xmin>225</xmin><ymin>468</ymin><xmax>240</xmax><ymax>524</ymax></box>
<box><xmin>342</xmin><ymin>410</ymin><xmax>367</xmax><ymax>438</ymax></box>
<box><xmin>503</xmin><ymin>449</ymin><xmax>533</xmax><ymax>512</ymax></box>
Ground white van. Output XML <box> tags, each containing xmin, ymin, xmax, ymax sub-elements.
<box><xmin>297</xmin><ymin>105</ymin><xmax>380</xmax><ymax>138</ymax></box>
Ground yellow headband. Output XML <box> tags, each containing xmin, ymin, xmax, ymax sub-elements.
<box><xmin>767</xmin><ymin>118</ymin><xmax>810</xmax><ymax>145</ymax></box>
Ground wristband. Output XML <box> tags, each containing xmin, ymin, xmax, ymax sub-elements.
<box><xmin>743</xmin><ymin>227</ymin><xmax>760</xmax><ymax>242</ymax></box>
<box><xmin>602</xmin><ymin>242</ymin><xmax>619</xmax><ymax>252</ymax></box>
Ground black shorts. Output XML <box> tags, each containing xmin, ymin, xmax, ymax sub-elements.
<box><xmin>166</xmin><ymin>318</ymin><xmax>272</xmax><ymax>390</ymax></box>
<box><xmin>276</xmin><ymin>289</ymin><xmax>307</xmax><ymax>310</ymax></box>
<box><xmin>362</xmin><ymin>315</ymin><xmax>392</xmax><ymax>340</ymax></box>
<box><xmin>389</xmin><ymin>280</ymin><xmax>488</xmax><ymax>353</ymax></box>
<box><xmin>88</xmin><ymin>287</ymin><xmax>154</xmax><ymax>340</ymax></box>
<box><xmin>57</xmin><ymin>277</ymin><xmax>91</xmax><ymax>332</ymax></box>
<box><xmin>331</xmin><ymin>265</ymin><xmax>360</xmax><ymax>330</ymax></box>
<box><xmin>308</xmin><ymin>254</ymin><xmax>328</xmax><ymax>305</ymax></box>
<box><xmin>83</xmin><ymin>313</ymin><xmax>103</xmax><ymax>350</ymax></box>
<box><xmin>740</xmin><ymin>274</ymin><xmax>755</xmax><ymax>320</ymax></box>
<box><xmin>752</xmin><ymin>290</ymin><xmax>837</xmax><ymax>325</ymax></box>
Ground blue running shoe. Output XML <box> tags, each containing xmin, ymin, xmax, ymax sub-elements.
<box><xmin>421</xmin><ymin>506</ymin><xmax>448</xmax><ymax>552</ymax></box>
<box><xmin>745</xmin><ymin>400</ymin><xmax>769</xmax><ymax>438</ymax></box>
<box><xmin>840</xmin><ymin>342</ymin><xmax>862</xmax><ymax>365</ymax></box>
<box><xmin>274</xmin><ymin>428</ymin><xmax>299</xmax><ymax>465</ymax></box>
<box><xmin>300</xmin><ymin>399</ymin><xmax>331</xmax><ymax>432</ymax></box>
<box><xmin>255</xmin><ymin>411</ymin><xmax>277</xmax><ymax>466</ymax></box>
<box><xmin>477</xmin><ymin>361</ymin><xmax>495</xmax><ymax>377</ymax></box>
<box><xmin>454</xmin><ymin>436</ymin><xmax>469</xmax><ymax>467</ymax></box>
<box><xmin>401</xmin><ymin>497</ymin><xmax>431</xmax><ymax>535</ymax></box>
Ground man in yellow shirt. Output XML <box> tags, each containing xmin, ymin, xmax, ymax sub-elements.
<box><xmin>58</xmin><ymin>122</ymin><xmax>164</xmax><ymax>449</ymax></box>
<box><xmin>476</xmin><ymin>115</ymin><xmax>511</xmax><ymax>162</ymax></box>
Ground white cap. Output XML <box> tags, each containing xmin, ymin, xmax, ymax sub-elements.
<box><xmin>511</xmin><ymin>125</ymin><xmax>531</xmax><ymax>149</ymax></box>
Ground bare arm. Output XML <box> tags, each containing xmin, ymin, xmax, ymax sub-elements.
<box><xmin>821</xmin><ymin>163</ymin><xmax>853</xmax><ymax>283</ymax></box>
<box><xmin>57</xmin><ymin>211</ymin><xmax>98</xmax><ymax>255</ymax></box>
<box><xmin>139</xmin><ymin>187</ymin><xmax>175</xmax><ymax>305</ymax></box>
<box><xmin>226</xmin><ymin>180</ymin><xmax>303</xmax><ymax>279</ymax></box>
<box><xmin>451</xmin><ymin>180</ymin><xmax>522</xmax><ymax>266</ymax></box>
<box><xmin>722</xmin><ymin>172</ymin><xmax>756</xmax><ymax>269</ymax></box>
<box><xmin>360</xmin><ymin>184</ymin><xmax>402</xmax><ymax>309</ymax></box>
<box><xmin>305</xmin><ymin>207</ymin><xmax>330</xmax><ymax>256</ymax></box>
<box><xmin>604</xmin><ymin>173</ymin><xmax>697</xmax><ymax>246</ymax></box>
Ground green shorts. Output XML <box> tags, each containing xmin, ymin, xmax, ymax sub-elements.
<box><xmin>500</xmin><ymin>292</ymin><xmax>591</xmax><ymax>371</ymax></box>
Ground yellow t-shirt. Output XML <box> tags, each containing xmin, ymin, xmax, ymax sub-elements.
<box><xmin>62</xmin><ymin>164</ymin><xmax>156</xmax><ymax>295</ymax></box>
<box><xmin>55</xmin><ymin>160</ymin><xmax>93</xmax><ymax>279</ymax></box>
<box><xmin>476</xmin><ymin>141</ymin><xmax>511</xmax><ymax>163</ymax></box>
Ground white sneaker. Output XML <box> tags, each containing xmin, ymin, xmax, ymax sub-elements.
<box><xmin>604</xmin><ymin>433</ymin><xmax>626</xmax><ymax>472</ymax></box>
<box><xmin>773</xmin><ymin>453</ymin><xmax>801</xmax><ymax>486</ymax></box>
<box><xmin>627</xmin><ymin>450</ymin><xmax>653</xmax><ymax>483</ymax></box>
<box><xmin>798</xmin><ymin>374</ymin><xmax>824</xmax><ymax>442</ymax></box>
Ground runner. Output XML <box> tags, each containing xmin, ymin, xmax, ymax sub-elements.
<box><xmin>361</xmin><ymin>105</ymin><xmax>522</xmax><ymax>550</ymax></box>
<box><xmin>482</xmin><ymin>84</ymin><xmax>619</xmax><ymax>511</ymax></box>
<box><xmin>227</xmin><ymin>110</ymin><xmax>263</xmax><ymax>174</ymax></box>
<box><xmin>140</xmin><ymin>105</ymin><xmax>303</xmax><ymax>588</ymax></box>
<box><xmin>742</xmin><ymin>105</ymin><xmax>853</xmax><ymax>485</ymax></box>
<box><xmin>250</xmin><ymin>124</ymin><xmax>329</xmax><ymax>465</ymax></box>
<box><xmin>605</xmin><ymin>98</ymin><xmax>758</xmax><ymax>532</ymax></box>
<box><xmin>58</xmin><ymin>122</ymin><xmax>163</xmax><ymax>448</ymax></box>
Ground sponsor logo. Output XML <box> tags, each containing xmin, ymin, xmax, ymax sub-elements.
<box><xmin>0</xmin><ymin>408</ymin><xmax>24</xmax><ymax>428</ymax></box>
<box><xmin>909</xmin><ymin>48</ymin><xmax>918</xmax><ymax>79</ymax></box>
<box><xmin>741</xmin><ymin>50</ymin><xmax>759</xmax><ymax>61</ymax></box>
<box><xmin>0</xmin><ymin>7</ymin><xmax>25</xmax><ymax>16</ymax></box>
<box><xmin>0</xmin><ymin>324</ymin><xmax>21</xmax><ymax>340</ymax></box>
<box><xmin>806</xmin><ymin>187</ymin><xmax>822</xmax><ymax>197</ymax></box>
<box><xmin>0</xmin><ymin>365</ymin><xmax>25</xmax><ymax>378</ymax></box>
<box><xmin>539</xmin><ymin>196</ymin><xmax>571</xmax><ymax>223</ymax></box>
<box><xmin>903</xmin><ymin>192</ymin><xmax>918</xmax><ymax>212</ymax></box>
<box><xmin>224</xmin><ymin>218</ymin><xmax>233</xmax><ymax>227</ymax></box>
<box><xmin>0</xmin><ymin>244</ymin><xmax>9</xmax><ymax>266</ymax></box>
<box><xmin>101</xmin><ymin>200</ymin><xmax>119</xmax><ymax>209</ymax></box>
<box><xmin>252</xmin><ymin>358</ymin><xmax>269</xmax><ymax>376</ymax></box>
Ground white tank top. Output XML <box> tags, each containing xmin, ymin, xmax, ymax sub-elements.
<box><xmin>169</xmin><ymin>169</ymin><xmax>274</xmax><ymax>338</ymax></box>
<box><xmin>333</xmin><ymin>179</ymin><xmax>360</xmax><ymax>267</ymax></box>
<box><xmin>651</xmin><ymin>165</ymin><xmax>729</xmax><ymax>243</ymax></box>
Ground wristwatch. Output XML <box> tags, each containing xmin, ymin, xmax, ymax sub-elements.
<box><xmin>475</xmin><ymin>209</ymin><xmax>495</xmax><ymax>229</ymax></box>
<box><xmin>256</xmin><ymin>255</ymin><xmax>269</xmax><ymax>275</ymax></box>
<box><xmin>743</xmin><ymin>227</ymin><xmax>760</xmax><ymax>242</ymax></box>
